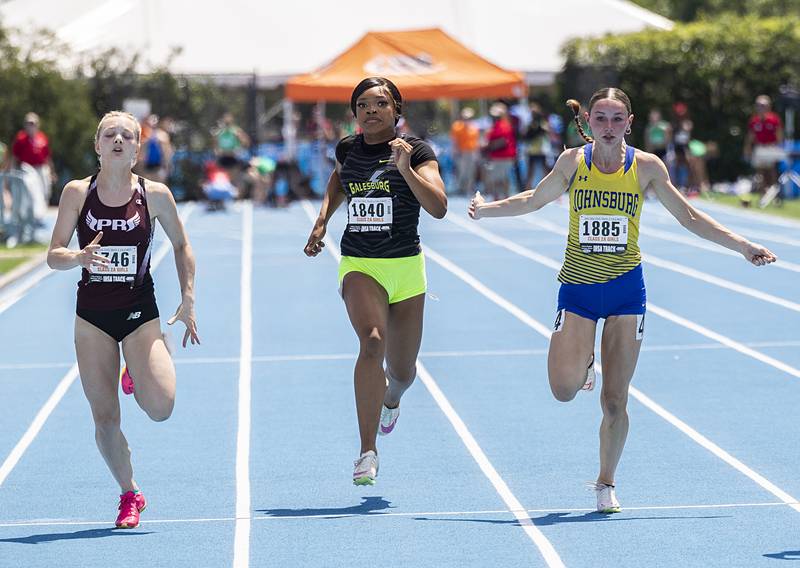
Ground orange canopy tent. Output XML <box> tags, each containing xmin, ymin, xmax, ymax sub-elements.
<box><xmin>286</xmin><ymin>28</ymin><xmax>526</xmax><ymax>102</ymax></box>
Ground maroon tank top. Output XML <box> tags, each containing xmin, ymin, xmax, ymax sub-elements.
<box><xmin>76</xmin><ymin>175</ymin><xmax>155</xmax><ymax>309</ymax></box>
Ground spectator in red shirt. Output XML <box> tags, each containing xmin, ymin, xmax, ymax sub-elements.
<box><xmin>483</xmin><ymin>102</ymin><xmax>516</xmax><ymax>200</ymax></box>
<box><xmin>11</xmin><ymin>112</ymin><xmax>55</xmax><ymax>221</ymax></box>
<box><xmin>744</xmin><ymin>95</ymin><xmax>784</xmax><ymax>199</ymax></box>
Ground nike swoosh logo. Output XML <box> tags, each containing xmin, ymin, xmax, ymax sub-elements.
<box><xmin>378</xmin><ymin>159</ymin><xmax>392</xmax><ymax>164</ymax></box>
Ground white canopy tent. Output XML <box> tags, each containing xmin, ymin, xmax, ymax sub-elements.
<box><xmin>0</xmin><ymin>0</ymin><xmax>672</xmax><ymax>86</ymax></box>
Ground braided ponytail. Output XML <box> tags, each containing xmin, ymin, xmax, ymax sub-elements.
<box><xmin>566</xmin><ymin>99</ymin><xmax>593</xmax><ymax>143</ymax></box>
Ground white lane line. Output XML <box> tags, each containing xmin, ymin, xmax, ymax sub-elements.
<box><xmin>424</xmin><ymin>244</ymin><xmax>800</xmax><ymax>513</ymax></box>
<box><xmin>641</xmin><ymin>226</ymin><xmax>800</xmax><ymax>274</ymax></box>
<box><xmin>646</xmin><ymin>305</ymin><xmax>800</xmax><ymax>378</ymax></box>
<box><xmin>625</xmin><ymin>384</ymin><xmax>800</xmax><ymax>513</ymax></box>
<box><xmin>0</xmin><ymin>204</ymin><xmax>196</xmax><ymax>489</ymax></box>
<box><xmin>448</xmin><ymin>215</ymin><xmax>800</xmax><ymax>379</ymax></box>
<box><xmin>300</xmin><ymin>201</ymin><xmax>564</xmax><ymax>567</ymax></box>
<box><xmin>233</xmin><ymin>201</ymin><xmax>253</xmax><ymax>568</ymax></box>
<box><xmin>6</xmin><ymin>339</ymin><xmax>800</xmax><ymax>371</ymax></box>
<box><xmin>649</xmin><ymin>214</ymin><xmax>800</xmax><ymax>248</ymax></box>
<box><xmin>516</xmin><ymin>215</ymin><xmax>800</xmax><ymax>311</ymax></box>
<box><xmin>693</xmin><ymin>200</ymin><xmax>800</xmax><ymax>230</ymax></box>
<box><xmin>0</xmin><ymin>366</ymin><xmax>79</xmax><ymax>487</ymax></box>
<box><xmin>0</xmin><ymin>264</ymin><xmax>54</xmax><ymax>316</ymax></box>
<box><xmin>3</xmin><ymin>500</ymin><xmax>794</xmax><ymax>528</ymax></box>
<box><xmin>417</xmin><ymin>362</ymin><xmax>565</xmax><ymax>567</ymax></box>
<box><xmin>642</xmin><ymin>256</ymin><xmax>800</xmax><ymax>314</ymax></box>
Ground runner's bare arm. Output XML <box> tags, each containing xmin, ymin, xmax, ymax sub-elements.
<box><xmin>391</xmin><ymin>137</ymin><xmax>447</xmax><ymax>219</ymax></box>
<box><xmin>148</xmin><ymin>182</ymin><xmax>200</xmax><ymax>345</ymax></box>
<box><xmin>640</xmin><ymin>152</ymin><xmax>777</xmax><ymax>266</ymax></box>
<box><xmin>305</xmin><ymin>162</ymin><xmax>346</xmax><ymax>257</ymax></box>
<box><xmin>469</xmin><ymin>148</ymin><xmax>579</xmax><ymax>219</ymax></box>
<box><xmin>47</xmin><ymin>179</ymin><xmax>106</xmax><ymax>270</ymax></box>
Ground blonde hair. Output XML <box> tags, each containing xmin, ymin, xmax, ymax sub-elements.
<box><xmin>94</xmin><ymin>111</ymin><xmax>141</xmax><ymax>145</ymax></box>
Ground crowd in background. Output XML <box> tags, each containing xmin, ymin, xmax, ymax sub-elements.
<box><xmin>0</xmin><ymin>93</ymin><xmax>794</xmax><ymax>245</ymax></box>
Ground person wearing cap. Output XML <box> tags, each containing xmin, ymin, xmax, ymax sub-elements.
<box><xmin>744</xmin><ymin>95</ymin><xmax>784</xmax><ymax>204</ymax></box>
<box><xmin>484</xmin><ymin>102</ymin><xmax>516</xmax><ymax>200</ymax></box>
<box><xmin>11</xmin><ymin>112</ymin><xmax>55</xmax><ymax>224</ymax></box>
<box><xmin>450</xmin><ymin>106</ymin><xmax>480</xmax><ymax>194</ymax></box>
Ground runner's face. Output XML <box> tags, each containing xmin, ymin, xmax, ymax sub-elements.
<box><xmin>354</xmin><ymin>87</ymin><xmax>396</xmax><ymax>134</ymax></box>
<box><xmin>96</xmin><ymin>117</ymin><xmax>140</xmax><ymax>167</ymax></box>
<box><xmin>586</xmin><ymin>98</ymin><xmax>632</xmax><ymax>147</ymax></box>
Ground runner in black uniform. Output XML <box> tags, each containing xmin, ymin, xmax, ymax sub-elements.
<box><xmin>305</xmin><ymin>77</ymin><xmax>447</xmax><ymax>485</ymax></box>
<box><xmin>47</xmin><ymin>111</ymin><xmax>199</xmax><ymax>528</ymax></box>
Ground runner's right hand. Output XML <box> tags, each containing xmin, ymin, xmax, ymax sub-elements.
<box><xmin>304</xmin><ymin>219</ymin><xmax>327</xmax><ymax>257</ymax></box>
<box><xmin>75</xmin><ymin>231</ymin><xmax>108</xmax><ymax>269</ymax></box>
<box><xmin>468</xmin><ymin>191</ymin><xmax>485</xmax><ymax>220</ymax></box>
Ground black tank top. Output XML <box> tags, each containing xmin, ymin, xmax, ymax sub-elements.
<box><xmin>336</xmin><ymin>134</ymin><xmax>437</xmax><ymax>258</ymax></box>
<box><xmin>76</xmin><ymin>175</ymin><xmax>155</xmax><ymax>309</ymax></box>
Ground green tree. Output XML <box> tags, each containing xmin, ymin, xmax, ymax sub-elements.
<box><xmin>560</xmin><ymin>16</ymin><xmax>800</xmax><ymax>181</ymax></box>
<box><xmin>0</xmin><ymin>27</ymin><xmax>97</xmax><ymax>186</ymax></box>
<box><xmin>632</xmin><ymin>0</ymin><xmax>800</xmax><ymax>21</ymax></box>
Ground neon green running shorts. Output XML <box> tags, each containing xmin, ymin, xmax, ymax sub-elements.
<box><xmin>338</xmin><ymin>253</ymin><xmax>427</xmax><ymax>304</ymax></box>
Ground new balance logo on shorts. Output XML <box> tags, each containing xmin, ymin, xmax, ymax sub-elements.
<box><xmin>127</xmin><ymin>311</ymin><xmax>142</xmax><ymax>321</ymax></box>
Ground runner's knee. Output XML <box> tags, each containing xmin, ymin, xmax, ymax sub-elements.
<box><xmin>386</xmin><ymin>363</ymin><xmax>416</xmax><ymax>384</ymax></box>
<box><xmin>145</xmin><ymin>397</ymin><xmax>174</xmax><ymax>422</ymax></box>
<box><xmin>548</xmin><ymin>369</ymin><xmax>582</xmax><ymax>402</ymax></box>
<box><xmin>358</xmin><ymin>327</ymin><xmax>385</xmax><ymax>359</ymax></box>
<box><xmin>601</xmin><ymin>391</ymin><xmax>628</xmax><ymax>419</ymax></box>
<box><xmin>92</xmin><ymin>407</ymin><xmax>121</xmax><ymax>431</ymax></box>
<box><xmin>550</xmin><ymin>382</ymin><xmax>578</xmax><ymax>402</ymax></box>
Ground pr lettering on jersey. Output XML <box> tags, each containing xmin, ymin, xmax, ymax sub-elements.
<box><xmin>86</xmin><ymin>210</ymin><xmax>141</xmax><ymax>232</ymax></box>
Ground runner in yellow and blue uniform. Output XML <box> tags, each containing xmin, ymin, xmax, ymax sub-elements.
<box><xmin>305</xmin><ymin>77</ymin><xmax>447</xmax><ymax>485</ymax></box>
<box><xmin>469</xmin><ymin>87</ymin><xmax>776</xmax><ymax>513</ymax></box>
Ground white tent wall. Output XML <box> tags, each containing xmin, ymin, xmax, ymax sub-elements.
<box><xmin>0</xmin><ymin>0</ymin><xmax>672</xmax><ymax>85</ymax></box>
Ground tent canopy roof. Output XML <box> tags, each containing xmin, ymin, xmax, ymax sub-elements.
<box><xmin>286</xmin><ymin>28</ymin><xmax>526</xmax><ymax>102</ymax></box>
<box><xmin>0</xmin><ymin>0</ymin><xmax>672</xmax><ymax>86</ymax></box>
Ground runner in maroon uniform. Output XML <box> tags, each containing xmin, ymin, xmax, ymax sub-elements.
<box><xmin>47</xmin><ymin>111</ymin><xmax>199</xmax><ymax>528</ymax></box>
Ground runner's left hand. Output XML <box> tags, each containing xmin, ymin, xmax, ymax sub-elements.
<box><xmin>168</xmin><ymin>301</ymin><xmax>200</xmax><ymax>347</ymax></box>
<box><xmin>741</xmin><ymin>241</ymin><xmax>777</xmax><ymax>266</ymax></box>
<box><xmin>390</xmin><ymin>137</ymin><xmax>413</xmax><ymax>173</ymax></box>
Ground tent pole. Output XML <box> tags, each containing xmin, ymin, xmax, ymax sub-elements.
<box><xmin>316</xmin><ymin>100</ymin><xmax>327</xmax><ymax>196</ymax></box>
<box><xmin>248</xmin><ymin>71</ymin><xmax>259</xmax><ymax>157</ymax></box>
<box><xmin>449</xmin><ymin>98</ymin><xmax>458</xmax><ymax>124</ymax></box>
<box><xmin>282</xmin><ymin>99</ymin><xmax>296</xmax><ymax>160</ymax></box>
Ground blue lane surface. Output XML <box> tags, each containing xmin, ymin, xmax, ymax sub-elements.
<box><xmin>248</xmin><ymin>204</ymin><xmax>541</xmax><ymax>566</ymax></box>
<box><xmin>0</xmin><ymin>197</ymin><xmax>797</xmax><ymax>567</ymax></box>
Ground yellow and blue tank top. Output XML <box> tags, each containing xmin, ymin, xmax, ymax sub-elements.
<box><xmin>558</xmin><ymin>143</ymin><xmax>643</xmax><ymax>284</ymax></box>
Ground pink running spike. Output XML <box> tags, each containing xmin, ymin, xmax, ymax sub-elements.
<box><xmin>115</xmin><ymin>491</ymin><xmax>147</xmax><ymax>528</ymax></box>
<box><xmin>120</xmin><ymin>366</ymin><xmax>135</xmax><ymax>395</ymax></box>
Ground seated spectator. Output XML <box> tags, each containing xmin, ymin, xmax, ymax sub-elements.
<box><xmin>11</xmin><ymin>112</ymin><xmax>54</xmax><ymax>224</ymax></box>
<box><xmin>243</xmin><ymin>156</ymin><xmax>276</xmax><ymax>205</ymax></box>
<box><xmin>202</xmin><ymin>162</ymin><xmax>237</xmax><ymax>211</ymax></box>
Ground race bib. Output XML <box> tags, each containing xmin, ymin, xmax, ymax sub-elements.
<box><xmin>579</xmin><ymin>215</ymin><xmax>628</xmax><ymax>254</ymax></box>
<box><xmin>89</xmin><ymin>245</ymin><xmax>137</xmax><ymax>282</ymax></box>
<box><xmin>348</xmin><ymin>197</ymin><xmax>393</xmax><ymax>233</ymax></box>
